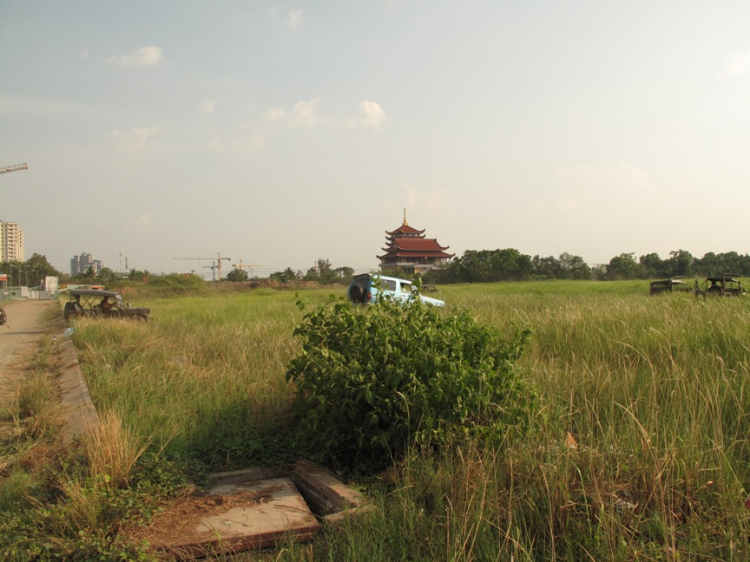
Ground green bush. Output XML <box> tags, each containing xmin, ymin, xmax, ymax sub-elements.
<box><xmin>286</xmin><ymin>295</ymin><xmax>535</xmax><ymax>472</ymax></box>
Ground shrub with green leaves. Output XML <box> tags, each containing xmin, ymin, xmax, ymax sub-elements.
<box><xmin>286</xmin><ymin>295</ymin><xmax>535</xmax><ymax>472</ymax></box>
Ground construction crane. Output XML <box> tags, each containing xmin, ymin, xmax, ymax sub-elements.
<box><xmin>232</xmin><ymin>260</ymin><xmax>262</xmax><ymax>280</ymax></box>
<box><xmin>202</xmin><ymin>263</ymin><xmax>219</xmax><ymax>282</ymax></box>
<box><xmin>172</xmin><ymin>253</ymin><xmax>231</xmax><ymax>280</ymax></box>
<box><xmin>0</xmin><ymin>163</ymin><xmax>28</xmax><ymax>175</ymax></box>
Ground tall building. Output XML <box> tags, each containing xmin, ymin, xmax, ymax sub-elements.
<box><xmin>378</xmin><ymin>212</ymin><xmax>454</xmax><ymax>274</ymax></box>
<box><xmin>0</xmin><ymin>220</ymin><xmax>25</xmax><ymax>262</ymax></box>
<box><xmin>70</xmin><ymin>253</ymin><xmax>104</xmax><ymax>276</ymax></box>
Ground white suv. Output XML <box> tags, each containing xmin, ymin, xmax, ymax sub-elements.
<box><xmin>347</xmin><ymin>274</ymin><xmax>445</xmax><ymax>307</ymax></box>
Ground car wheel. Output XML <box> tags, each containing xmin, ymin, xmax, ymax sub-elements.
<box><xmin>349</xmin><ymin>285</ymin><xmax>364</xmax><ymax>304</ymax></box>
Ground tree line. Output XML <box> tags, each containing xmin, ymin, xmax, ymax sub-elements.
<box><xmin>4</xmin><ymin>249</ymin><xmax>749</xmax><ymax>290</ymax></box>
<box><xmin>1</xmin><ymin>254</ymin><xmax>63</xmax><ymax>287</ymax></box>
<box><xmin>423</xmin><ymin>249</ymin><xmax>750</xmax><ymax>284</ymax></box>
<box><xmin>264</xmin><ymin>259</ymin><xmax>354</xmax><ymax>284</ymax></box>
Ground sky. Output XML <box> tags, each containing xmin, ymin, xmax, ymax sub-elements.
<box><xmin>1</xmin><ymin>1</ymin><xmax>749</xmax><ymax>279</ymax></box>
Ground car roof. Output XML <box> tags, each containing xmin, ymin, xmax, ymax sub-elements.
<box><xmin>69</xmin><ymin>289</ymin><xmax>121</xmax><ymax>297</ymax></box>
<box><xmin>353</xmin><ymin>273</ymin><xmax>410</xmax><ymax>283</ymax></box>
<box><xmin>706</xmin><ymin>275</ymin><xmax>741</xmax><ymax>282</ymax></box>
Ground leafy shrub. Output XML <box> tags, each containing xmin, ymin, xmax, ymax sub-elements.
<box><xmin>286</xmin><ymin>295</ymin><xmax>535</xmax><ymax>472</ymax></box>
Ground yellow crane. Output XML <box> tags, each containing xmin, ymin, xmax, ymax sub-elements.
<box><xmin>0</xmin><ymin>163</ymin><xmax>28</xmax><ymax>174</ymax></box>
<box><xmin>172</xmin><ymin>253</ymin><xmax>231</xmax><ymax>281</ymax></box>
<box><xmin>232</xmin><ymin>260</ymin><xmax>262</xmax><ymax>280</ymax></box>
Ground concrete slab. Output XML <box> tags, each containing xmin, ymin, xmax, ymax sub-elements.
<box><xmin>145</xmin><ymin>476</ymin><xmax>320</xmax><ymax>560</ymax></box>
<box><xmin>57</xmin><ymin>336</ymin><xmax>100</xmax><ymax>443</ymax></box>
<box><xmin>293</xmin><ymin>460</ymin><xmax>375</xmax><ymax>523</ymax></box>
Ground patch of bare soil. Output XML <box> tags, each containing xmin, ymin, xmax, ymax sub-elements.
<box><xmin>0</xmin><ymin>300</ymin><xmax>56</xmax><ymax>395</ymax></box>
<box><xmin>133</xmin><ymin>486</ymin><xmax>283</xmax><ymax>548</ymax></box>
<box><xmin>0</xmin><ymin>301</ymin><xmax>57</xmax><ymax>468</ymax></box>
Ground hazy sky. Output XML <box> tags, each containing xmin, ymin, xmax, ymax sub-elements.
<box><xmin>1</xmin><ymin>1</ymin><xmax>749</xmax><ymax>278</ymax></box>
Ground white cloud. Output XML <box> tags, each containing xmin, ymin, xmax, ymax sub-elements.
<box><xmin>262</xmin><ymin>98</ymin><xmax>321</xmax><ymax>127</ymax></box>
<box><xmin>79</xmin><ymin>49</ymin><xmax>90</xmax><ymax>60</ymax></box>
<box><xmin>264</xmin><ymin>98</ymin><xmax>386</xmax><ymax>129</ymax></box>
<box><xmin>715</xmin><ymin>49</ymin><xmax>750</xmax><ymax>78</ymax></box>
<box><xmin>287</xmin><ymin>9</ymin><xmax>302</xmax><ymax>28</ymax></box>
<box><xmin>210</xmin><ymin>98</ymin><xmax>385</xmax><ymax>153</ymax></box>
<box><xmin>106</xmin><ymin>46</ymin><xmax>165</xmax><ymax>67</ymax></box>
<box><xmin>267</xmin><ymin>7</ymin><xmax>302</xmax><ymax>28</ymax></box>
<box><xmin>109</xmin><ymin>126</ymin><xmax>160</xmax><ymax>151</ymax></box>
<box><xmin>263</xmin><ymin>106</ymin><xmax>286</xmax><ymax>121</ymax></box>
<box><xmin>125</xmin><ymin>212</ymin><xmax>150</xmax><ymax>230</ymax></box>
<box><xmin>289</xmin><ymin>98</ymin><xmax>321</xmax><ymax>126</ymax></box>
<box><xmin>200</xmin><ymin>100</ymin><xmax>216</xmax><ymax>114</ymax></box>
<box><xmin>345</xmin><ymin>100</ymin><xmax>386</xmax><ymax>130</ymax></box>
<box><xmin>383</xmin><ymin>181</ymin><xmax>454</xmax><ymax>220</ymax></box>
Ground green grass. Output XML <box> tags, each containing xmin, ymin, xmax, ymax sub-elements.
<box><xmin>72</xmin><ymin>290</ymin><xmax>333</xmax><ymax>468</ymax></box>
<box><xmin>61</xmin><ymin>282</ymin><xmax>750</xmax><ymax>558</ymax></box>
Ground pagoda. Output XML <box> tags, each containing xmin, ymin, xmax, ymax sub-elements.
<box><xmin>378</xmin><ymin>211</ymin><xmax>454</xmax><ymax>274</ymax></box>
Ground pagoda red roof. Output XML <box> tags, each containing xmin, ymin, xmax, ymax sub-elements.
<box><xmin>386</xmin><ymin>223</ymin><xmax>425</xmax><ymax>236</ymax></box>
<box><xmin>378</xmin><ymin>249</ymin><xmax>455</xmax><ymax>259</ymax></box>
<box><xmin>384</xmin><ymin>238</ymin><xmax>450</xmax><ymax>251</ymax></box>
<box><xmin>378</xmin><ymin>237</ymin><xmax>454</xmax><ymax>260</ymax></box>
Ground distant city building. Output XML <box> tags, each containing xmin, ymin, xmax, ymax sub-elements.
<box><xmin>70</xmin><ymin>253</ymin><xmax>104</xmax><ymax>276</ymax></box>
<box><xmin>0</xmin><ymin>220</ymin><xmax>25</xmax><ymax>262</ymax></box>
<box><xmin>378</xmin><ymin>212</ymin><xmax>454</xmax><ymax>275</ymax></box>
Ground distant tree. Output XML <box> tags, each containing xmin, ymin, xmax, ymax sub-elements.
<box><xmin>2</xmin><ymin>254</ymin><xmax>63</xmax><ymax>286</ymax></box>
<box><xmin>25</xmin><ymin>253</ymin><xmax>63</xmax><ymax>280</ymax></box>
<box><xmin>591</xmin><ymin>264</ymin><xmax>608</xmax><ymax>280</ymax></box>
<box><xmin>703</xmin><ymin>251</ymin><xmax>750</xmax><ymax>275</ymax></box>
<box><xmin>226</xmin><ymin>268</ymin><xmax>249</xmax><ymax>282</ymax></box>
<box><xmin>695</xmin><ymin>252</ymin><xmax>718</xmax><ymax>276</ymax></box>
<box><xmin>304</xmin><ymin>259</ymin><xmax>338</xmax><ymax>284</ymax></box>
<box><xmin>558</xmin><ymin>252</ymin><xmax>591</xmax><ymax>280</ymax></box>
<box><xmin>1</xmin><ymin>260</ymin><xmax>23</xmax><ymax>286</ymax></box>
<box><xmin>667</xmin><ymin>250</ymin><xmax>693</xmax><ymax>277</ymax></box>
<box><xmin>270</xmin><ymin>267</ymin><xmax>301</xmax><ymax>283</ymax></box>
<box><xmin>318</xmin><ymin>259</ymin><xmax>337</xmax><ymax>284</ymax></box>
<box><xmin>489</xmin><ymin>248</ymin><xmax>533</xmax><ymax>281</ymax></box>
<box><xmin>639</xmin><ymin>253</ymin><xmax>666</xmax><ymax>279</ymax></box>
<box><xmin>605</xmin><ymin>253</ymin><xmax>640</xmax><ymax>280</ymax></box>
<box><xmin>532</xmin><ymin>255</ymin><xmax>562</xmax><ymax>279</ymax></box>
<box><xmin>128</xmin><ymin>269</ymin><xmax>152</xmax><ymax>282</ymax></box>
<box><xmin>97</xmin><ymin>267</ymin><xmax>117</xmax><ymax>284</ymax></box>
<box><xmin>333</xmin><ymin>266</ymin><xmax>355</xmax><ymax>283</ymax></box>
<box><xmin>455</xmin><ymin>250</ymin><xmax>489</xmax><ymax>282</ymax></box>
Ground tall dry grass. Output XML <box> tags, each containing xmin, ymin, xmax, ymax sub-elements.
<box><xmin>80</xmin><ymin>411</ymin><xmax>149</xmax><ymax>488</ymax></box>
<box><xmin>69</xmin><ymin>282</ymin><xmax>750</xmax><ymax>559</ymax></box>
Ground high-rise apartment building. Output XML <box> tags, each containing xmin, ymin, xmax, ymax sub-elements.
<box><xmin>0</xmin><ymin>220</ymin><xmax>25</xmax><ymax>262</ymax></box>
<box><xmin>70</xmin><ymin>253</ymin><xmax>104</xmax><ymax>276</ymax></box>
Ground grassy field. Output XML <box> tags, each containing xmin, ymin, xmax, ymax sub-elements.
<box><xmin>13</xmin><ymin>280</ymin><xmax>750</xmax><ymax>559</ymax></box>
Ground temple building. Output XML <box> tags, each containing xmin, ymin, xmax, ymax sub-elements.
<box><xmin>378</xmin><ymin>212</ymin><xmax>454</xmax><ymax>274</ymax></box>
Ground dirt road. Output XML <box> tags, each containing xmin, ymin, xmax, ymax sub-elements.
<box><xmin>0</xmin><ymin>300</ymin><xmax>57</xmax><ymax>400</ymax></box>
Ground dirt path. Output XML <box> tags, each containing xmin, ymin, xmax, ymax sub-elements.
<box><xmin>0</xmin><ymin>300</ymin><xmax>57</xmax><ymax>402</ymax></box>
